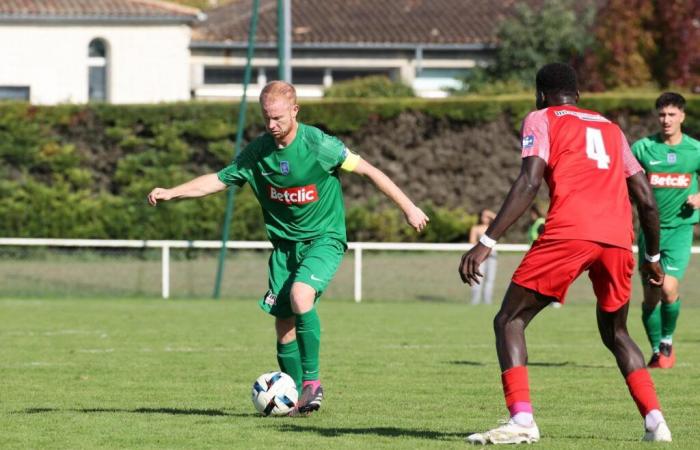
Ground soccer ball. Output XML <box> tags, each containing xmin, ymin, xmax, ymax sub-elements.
<box><xmin>251</xmin><ymin>371</ymin><xmax>298</xmax><ymax>416</ymax></box>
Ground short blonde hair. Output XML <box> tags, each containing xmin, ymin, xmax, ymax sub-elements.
<box><xmin>260</xmin><ymin>80</ymin><xmax>297</xmax><ymax>104</ymax></box>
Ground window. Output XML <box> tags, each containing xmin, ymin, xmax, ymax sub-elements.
<box><xmin>204</xmin><ymin>67</ymin><xmax>245</xmax><ymax>84</ymax></box>
<box><xmin>0</xmin><ymin>86</ymin><xmax>30</xmax><ymax>101</ymax></box>
<box><xmin>203</xmin><ymin>67</ymin><xmax>271</xmax><ymax>85</ymax></box>
<box><xmin>88</xmin><ymin>38</ymin><xmax>108</xmax><ymax>102</ymax></box>
<box><xmin>291</xmin><ymin>68</ymin><xmax>325</xmax><ymax>85</ymax></box>
<box><xmin>332</xmin><ymin>69</ymin><xmax>394</xmax><ymax>83</ymax></box>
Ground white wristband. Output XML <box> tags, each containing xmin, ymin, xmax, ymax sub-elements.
<box><xmin>479</xmin><ymin>234</ymin><xmax>497</xmax><ymax>248</ymax></box>
<box><xmin>644</xmin><ymin>252</ymin><xmax>660</xmax><ymax>263</ymax></box>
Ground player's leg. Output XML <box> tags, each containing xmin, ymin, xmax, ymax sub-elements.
<box><xmin>275</xmin><ymin>316</ymin><xmax>303</xmax><ymax>395</ymax></box>
<box><xmin>596</xmin><ymin>304</ymin><xmax>670</xmax><ymax>441</ymax></box>
<box><xmin>467</xmin><ymin>239</ymin><xmax>597</xmax><ymax>445</ymax></box>
<box><xmin>592</xmin><ymin>247</ymin><xmax>671</xmax><ymax>442</ymax></box>
<box><xmin>289</xmin><ymin>237</ymin><xmax>345</xmax><ymax>414</ymax></box>
<box><xmin>655</xmin><ymin>225</ymin><xmax>691</xmax><ymax>368</ymax></box>
<box><xmin>466</xmin><ymin>283</ymin><xmax>549</xmax><ymax>445</ymax></box>
<box><xmin>482</xmin><ymin>254</ymin><xmax>497</xmax><ymax>305</ymax></box>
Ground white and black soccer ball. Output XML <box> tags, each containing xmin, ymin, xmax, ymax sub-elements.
<box><xmin>251</xmin><ymin>371</ymin><xmax>298</xmax><ymax>416</ymax></box>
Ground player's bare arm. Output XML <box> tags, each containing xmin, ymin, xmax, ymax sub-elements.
<box><xmin>459</xmin><ymin>156</ymin><xmax>545</xmax><ymax>286</ymax></box>
<box><xmin>351</xmin><ymin>158</ymin><xmax>429</xmax><ymax>232</ymax></box>
<box><xmin>147</xmin><ymin>173</ymin><xmax>227</xmax><ymax>206</ymax></box>
<box><xmin>627</xmin><ymin>172</ymin><xmax>664</xmax><ymax>287</ymax></box>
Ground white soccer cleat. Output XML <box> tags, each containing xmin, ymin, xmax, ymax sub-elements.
<box><xmin>643</xmin><ymin>421</ymin><xmax>672</xmax><ymax>442</ymax></box>
<box><xmin>466</xmin><ymin>419</ymin><xmax>540</xmax><ymax>445</ymax></box>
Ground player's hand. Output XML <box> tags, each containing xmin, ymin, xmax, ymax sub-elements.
<box><xmin>405</xmin><ymin>205</ymin><xmax>429</xmax><ymax>232</ymax></box>
<box><xmin>686</xmin><ymin>193</ymin><xmax>700</xmax><ymax>210</ymax></box>
<box><xmin>147</xmin><ymin>187</ymin><xmax>173</xmax><ymax>206</ymax></box>
<box><xmin>640</xmin><ymin>261</ymin><xmax>664</xmax><ymax>287</ymax></box>
<box><xmin>458</xmin><ymin>243</ymin><xmax>492</xmax><ymax>286</ymax></box>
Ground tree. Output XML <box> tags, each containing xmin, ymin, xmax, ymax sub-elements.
<box><xmin>454</xmin><ymin>0</ymin><xmax>595</xmax><ymax>94</ymax></box>
<box><xmin>581</xmin><ymin>0</ymin><xmax>656</xmax><ymax>90</ymax></box>
<box><xmin>651</xmin><ymin>0</ymin><xmax>700</xmax><ymax>91</ymax></box>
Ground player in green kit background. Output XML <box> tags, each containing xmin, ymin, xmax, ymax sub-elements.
<box><xmin>632</xmin><ymin>92</ymin><xmax>700</xmax><ymax>369</ymax></box>
<box><xmin>147</xmin><ymin>81</ymin><xmax>429</xmax><ymax>415</ymax></box>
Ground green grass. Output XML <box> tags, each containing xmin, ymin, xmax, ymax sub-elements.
<box><xmin>0</xmin><ymin>297</ymin><xmax>698</xmax><ymax>449</ymax></box>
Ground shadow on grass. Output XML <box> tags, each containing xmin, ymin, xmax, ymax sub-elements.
<box><xmin>416</xmin><ymin>295</ymin><xmax>451</xmax><ymax>303</ymax></box>
<box><xmin>529</xmin><ymin>361</ymin><xmax>613</xmax><ymax>369</ymax></box>
<box><xmin>276</xmin><ymin>423</ymin><xmax>469</xmax><ymax>440</ymax></box>
<box><xmin>447</xmin><ymin>360</ymin><xmax>486</xmax><ymax>366</ymax></box>
<box><xmin>19</xmin><ymin>407</ymin><xmax>256</xmax><ymax>417</ymax></box>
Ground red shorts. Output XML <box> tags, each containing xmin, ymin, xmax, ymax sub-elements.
<box><xmin>512</xmin><ymin>239</ymin><xmax>634</xmax><ymax>312</ymax></box>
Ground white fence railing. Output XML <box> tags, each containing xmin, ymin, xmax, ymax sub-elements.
<box><xmin>1</xmin><ymin>238</ymin><xmax>696</xmax><ymax>302</ymax></box>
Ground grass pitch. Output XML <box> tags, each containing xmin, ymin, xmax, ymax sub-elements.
<box><xmin>0</xmin><ymin>297</ymin><xmax>698</xmax><ymax>449</ymax></box>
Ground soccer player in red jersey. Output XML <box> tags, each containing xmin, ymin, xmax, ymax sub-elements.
<box><xmin>458</xmin><ymin>63</ymin><xmax>671</xmax><ymax>444</ymax></box>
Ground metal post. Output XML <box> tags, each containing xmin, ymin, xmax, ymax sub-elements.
<box><xmin>162</xmin><ymin>245</ymin><xmax>170</xmax><ymax>299</ymax></box>
<box><xmin>213</xmin><ymin>0</ymin><xmax>260</xmax><ymax>299</ymax></box>
<box><xmin>278</xmin><ymin>0</ymin><xmax>291</xmax><ymax>81</ymax></box>
<box><xmin>354</xmin><ymin>247</ymin><xmax>362</xmax><ymax>302</ymax></box>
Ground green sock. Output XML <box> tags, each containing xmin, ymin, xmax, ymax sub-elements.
<box><xmin>296</xmin><ymin>308</ymin><xmax>321</xmax><ymax>382</ymax></box>
<box><xmin>660</xmin><ymin>300</ymin><xmax>681</xmax><ymax>342</ymax></box>
<box><xmin>642</xmin><ymin>303</ymin><xmax>661</xmax><ymax>353</ymax></box>
<box><xmin>277</xmin><ymin>340</ymin><xmax>303</xmax><ymax>395</ymax></box>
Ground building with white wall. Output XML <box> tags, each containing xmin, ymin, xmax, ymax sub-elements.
<box><xmin>0</xmin><ymin>0</ymin><xmax>203</xmax><ymax>104</ymax></box>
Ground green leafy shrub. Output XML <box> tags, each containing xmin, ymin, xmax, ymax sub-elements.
<box><xmin>324</xmin><ymin>76</ymin><xmax>415</xmax><ymax>98</ymax></box>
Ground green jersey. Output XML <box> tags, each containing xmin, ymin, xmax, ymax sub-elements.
<box><xmin>632</xmin><ymin>133</ymin><xmax>700</xmax><ymax>228</ymax></box>
<box><xmin>217</xmin><ymin>123</ymin><xmax>350</xmax><ymax>243</ymax></box>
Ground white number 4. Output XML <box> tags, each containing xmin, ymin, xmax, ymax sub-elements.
<box><xmin>586</xmin><ymin>127</ymin><xmax>610</xmax><ymax>169</ymax></box>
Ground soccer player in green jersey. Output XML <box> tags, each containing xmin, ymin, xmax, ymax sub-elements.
<box><xmin>147</xmin><ymin>81</ymin><xmax>429</xmax><ymax>415</ymax></box>
<box><xmin>632</xmin><ymin>92</ymin><xmax>700</xmax><ymax>369</ymax></box>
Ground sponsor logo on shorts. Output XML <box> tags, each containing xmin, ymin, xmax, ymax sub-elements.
<box><xmin>310</xmin><ymin>274</ymin><xmax>323</xmax><ymax>282</ymax></box>
<box><xmin>268</xmin><ymin>184</ymin><xmax>318</xmax><ymax>205</ymax></box>
<box><xmin>665</xmin><ymin>265</ymin><xmax>679</xmax><ymax>271</ymax></box>
<box><xmin>648</xmin><ymin>173</ymin><xmax>691</xmax><ymax>188</ymax></box>
<box><xmin>264</xmin><ymin>290</ymin><xmax>277</xmax><ymax>306</ymax></box>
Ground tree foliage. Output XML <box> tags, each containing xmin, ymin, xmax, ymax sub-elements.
<box><xmin>453</xmin><ymin>0</ymin><xmax>595</xmax><ymax>94</ymax></box>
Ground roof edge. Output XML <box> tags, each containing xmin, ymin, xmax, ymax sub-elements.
<box><xmin>190</xmin><ymin>41</ymin><xmax>496</xmax><ymax>51</ymax></box>
<box><xmin>0</xmin><ymin>13</ymin><xmax>205</xmax><ymax>24</ymax></box>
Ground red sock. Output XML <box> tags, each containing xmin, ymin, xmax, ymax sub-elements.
<box><xmin>502</xmin><ymin>366</ymin><xmax>533</xmax><ymax>415</ymax></box>
<box><xmin>625</xmin><ymin>368</ymin><xmax>661</xmax><ymax>416</ymax></box>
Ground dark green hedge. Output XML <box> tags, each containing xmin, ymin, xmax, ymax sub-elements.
<box><xmin>2</xmin><ymin>95</ymin><xmax>698</xmax><ymax>242</ymax></box>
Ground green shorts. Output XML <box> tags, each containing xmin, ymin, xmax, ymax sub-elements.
<box><xmin>259</xmin><ymin>237</ymin><xmax>346</xmax><ymax>318</ymax></box>
<box><xmin>637</xmin><ymin>224</ymin><xmax>694</xmax><ymax>280</ymax></box>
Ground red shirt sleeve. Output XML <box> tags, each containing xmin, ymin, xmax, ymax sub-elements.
<box><xmin>520</xmin><ymin>109</ymin><xmax>550</xmax><ymax>163</ymax></box>
<box><xmin>620</xmin><ymin>131</ymin><xmax>643</xmax><ymax>177</ymax></box>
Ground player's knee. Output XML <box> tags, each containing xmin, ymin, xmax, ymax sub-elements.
<box><xmin>493</xmin><ymin>311</ymin><xmax>509</xmax><ymax>335</ymax></box>
<box><xmin>290</xmin><ymin>285</ymin><xmax>315</xmax><ymax>315</ymax></box>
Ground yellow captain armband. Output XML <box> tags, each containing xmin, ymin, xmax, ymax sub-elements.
<box><xmin>340</xmin><ymin>149</ymin><xmax>361</xmax><ymax>172</ymax></box>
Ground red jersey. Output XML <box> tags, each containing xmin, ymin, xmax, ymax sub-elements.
<box><xmin>520</xmin><ymin>105</ymin><xmax>643</xmax><ymax>249</ymax></box>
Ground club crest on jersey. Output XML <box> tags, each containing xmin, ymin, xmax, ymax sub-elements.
<box><xmin>522</xmin><ymin>134</ymin><xmax>535</xmax><ymax>148</ymax></box>
<box><xmin>280</xmin><ymin>161</ymin><xmax>290</xmax><ymax>175</ymax></box>
<box><xmin>667</xmin><ymin>153</ymin><xmax>677</xmax><ymax>164</ymax></box>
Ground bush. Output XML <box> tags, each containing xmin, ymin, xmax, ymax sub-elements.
<box><xmin>324</xmin><ymin>76</ymin><xmax>415</xmax><ymax>98</ymax></box>
<box><xmin>1</xmin><ymin>97</ymin><xmax>698</xmax><ymax>242</ymax></box>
